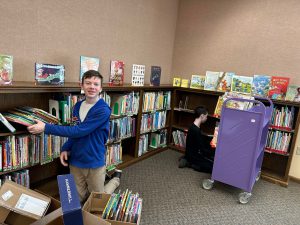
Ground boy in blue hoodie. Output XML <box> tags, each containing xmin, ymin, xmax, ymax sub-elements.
<box><xmin>28</xmin><ymin>70</ymin><xmax>121</xmax><ymax>203</ymax></box>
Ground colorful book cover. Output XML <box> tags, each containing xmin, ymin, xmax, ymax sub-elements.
<box><xmin>110</xmin><ymin>60</ymin><xmax>125</xmax><ymax>86</ymax></box>
<box><xmin>190</xmin><ymin>75</ymin><xmax>205</xmax><ymax>89</ymax></box>
<box><xmin>204</xmin><ymin>71</ymin><xmax>222</xmax><ymax>91</ymax></box>
<box><xmin>173</xmin><ymin>77</ymin><xmax>181</xmax><ymax>87</ymax></box>
<box><xmin>285</xmin><ymin>85</ymin><xmax>300</xmax><ymax>102</ymax></box>
<box><xmin>0</xmin><ymin>55</ymin><xmax>13</xmax><ymax>85</ymax></box>
<box><xmin>231</xmin><ymin>75</ymin><xmax>253</xmax><ymax>94</ymax></box>
<box><xmin>80</xmin><ymin>56</ymin><xmax>100</xmax><ymax>82</ymax></box>
<box><xmin>150</xmin><ymin>66</ymin><xmax>161</xmax><ymax>86</ymax></box>
<box><xmin>216</xmin><ymin>72</ymin><xmax>234</xmax><ymax>92</ymax></box>
<box><xmin>181</xmin><ymin>79</ymin><xmax>189</xmax><ymax>88</ymax></box>
<box><xmin>252</xmin><ymin>75</ymin><xmax>271</xmax><ymax>97</ymax></box>
<box><xmin>268</xmin><ymin>76</ymin><xmax>290</xmax><ymax>100</ymax></box>
<box><xmin>131</xmin><ymin>64</ymin><xmax>145</xmax><ymax>86</ymax></box>
<box><xmin>35</xmin><ymin>63</ymin><xmax>65</xmax><ymax>85</ymax></box>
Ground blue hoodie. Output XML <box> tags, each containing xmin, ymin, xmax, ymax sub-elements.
<box><xmin>45</xmin><ymin>98</ymin><xmax>111</xmax><ymax>168</ymax></box>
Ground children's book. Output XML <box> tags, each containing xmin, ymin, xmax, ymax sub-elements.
<box><xmin>204</xmin><ymin>71</ymin><xmax>222</xmax><ymax>91</ymax></box>
<box><xmin>110</xmin><ymin>60</ymin><xmax>125</xmax><ymax>86</ymax></box>
<box><xmin>231</xmin><ymin>75</ymin><xmax>253</xmax><ymax>94</ymax></box>
<box><xmin>131</xmin><ymin>64</ymin><xmax>145</xmax><ymax>86</ymax></box>
<box><xmin>268</xmin><ymin>76</ymin><xmax>290</xmax><ymax>100</ymax></box>
<box><xmin>35</xmin><ymin>63</ymin><xmax>65</xmax><ymax>85</ymax></box>
<box><xmin>150</xmin><ymin>66</ymin><xmax>161</xmax><ymax>86</ymax></box>
<box><xmin>285</xmin><ymin>85</ymin><xmax>300</xmax><ymax>102</ymax></box>
<box><xmin>0</xmin><ymin>55</ymin><xmax>13</xmax><ymax>85</ymax></box>
<box><xmin>252</xmin><ymin>75</ymin><xmax>271</xmax><ymax>97</ymax></box>
<box><xmin>80</xmin><ymin>56</ymin><xmax>100</xmax><ymax>82</ymax></box>
<box><xmin>173</xmin><ymin>77</ymin><xmax>181</xmax><ymax>87</ymax></box>
<box><xmin>181</xmin><ymin>79</ymin><xmax>189</xmax><ymax>88</ymax></box>
<box><xmin>216</xmin><ymin>72</ymin><xmax>234</xmax><ymax>92</ymax></box>
<box><xmin>190</xmin><ymin>75</ymin><xmax>205</xmax><ymax>89</ymax></box>
<box><xmin>0</xmin><ymin>113</ymin><xmax>16</xmax><ymax>132</ymax></box>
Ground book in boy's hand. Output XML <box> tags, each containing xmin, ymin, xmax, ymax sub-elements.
<box><xmin>80</xmin><ymin>56</ymin><xmax>100</xmax><ymax>82</ymax></box>
<box><xmin>0</xmin><ymin>54</ymin><xmax>13</xmax><ymax>85</ymax></box>
<box><xmin>110</xmin><ymin>60</ymin><xmax>125</xmax><ymax>86</ymax></box>
<box><xmin>35</xmin><ymin>63</ymin><xmax>65</xmax><ymax>85</ymax></box>
<box><xmin>150</xmin><ymin>66</ymin><xmax>161</xmax><ymax>86</ymax></box>
<box><xmin>268</xmin><ymin>76</ymin><xmax>290</xmax><ymax>100</ymax></box>
<box><xmin>0</xmin><ymin>112</ymin><xmax>16</xmax><ymax>133</ymax></box>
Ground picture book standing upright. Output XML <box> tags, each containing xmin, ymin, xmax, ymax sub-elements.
<box><xmin>0</xmin><ymin>55</ymin><xmax>13</xmax><ymax>85</ymax></box>
<box><xmin>110</xmin><ymin>60</ymin><xmax>125</xmax><ymax>86</ymax></box>
<box><xmin>150</xmin><ymin>66</ymin><xmax>161</xmax><ymax>86</ymax></box>
<box><xmin>268</xmin><ymin>76</ymin><xmax>290</xmax><ymax>100</ymax></box>
<box><xmin>132</xmin><ymin>64</ymin><xmax>145</xmax><ymax>86</ymax></box>
<box><xmin>80</xmin><ymin>56</ymin><xmax>100</xmax><ymax>82</ymax></box>
<box><xmin>35</xmin><ymin>63</ymin><xmax>65</xmax><ymax>85</ymax></box>
<box><xmin>252</xmin><ymin>75</ymin><xmax>271</xmax><ymax>97</ymax></box>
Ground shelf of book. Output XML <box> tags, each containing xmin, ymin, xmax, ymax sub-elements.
<box><xmin>169</xmin><ymin>144</ymin><xmax>185</xmax><ymax>153</ymax></box>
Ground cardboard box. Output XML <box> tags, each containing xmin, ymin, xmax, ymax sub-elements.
<box><xmin>0</xmin><ymin>180</ymin><xmax>58</xmax><ymax>225</ymax></box>
<box><xmin>82</xmin><ymin>192</ymin><xmax>141</xmax><ymax>225</ymax></box>
<box><xmin>57</xmin><ymin>174</ymin><xmax>83</xmax><ymax>225</ymax></box>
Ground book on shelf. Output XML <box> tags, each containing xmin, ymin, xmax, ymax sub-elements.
<box><xmin>251</xmin><ymin>74</ymin><xmax>271</xmax><ymax>97</ymax></box>
<box><xmin>0</xmin><ymin>112</ymin><xmax>16</xmax><ymax>133</ymax></box>
<box><xmin>216</xmin><ymin>72</ymin><xmax>234</xmax><ymax>92</ymax></box>
<box><xmin>181</xmin><ymin>79</ymin><xmax>189</xmax><ymax>88</ymax></box>
<box><xmin>231</xmin><ymin>75</ymin><xmax>253</xmax><ymax>94</ymax></box>
<box><xmin>285</xmin><ymin>85</ymin><xmax>300</xmax><ymax>102</ymax></box>
<box><xmin>204</xmin><ymin>71</ymin><xmax>224</xmax><ymax>91</ymax></box>
<box><xmin>173</xmin><ymin>77</ymin><xmax>181</xmax><ymax>87</ymax></box>
<box><xmin>0</xmin><ymin>54</ymin><xmax>13</xmax><ymax>85</ymax></box>
<box><xmin>35</xmin><ymin>63</ymin><xmax>65</xmax><ymax>85</ymax></box>
<box><xmin>190</xmin><ymin>74</ymin><xmax>205</xmax><ymax>89</ymax></box>
<box><xmin>79</xmin><ymin>56</ymin><xmax>100</xmax><ymax>82</ymax></box>
<box><xmin>110</xmin><ymin>60</ymin><xmax>125</xmax><ymax>86</ymax></box>
<box><xmin>150</xmin><ymin>66</ymin><xmax>161</xmax><ymax>86</ymax></box>
<box><xmin>268</xmin><ymin>76</ymin><xmax>290</xmax><ymax>100</ymax></box>
<box><xmin>131</xmin><ymin>64</ymin><xmax>145</xmax><ymax>86</ymax></box>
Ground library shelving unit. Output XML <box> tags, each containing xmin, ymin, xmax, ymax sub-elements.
<box><xmin>169</xmin><ymin>87</ymin><xmax>300</xmax><ymax>187</ymax></box>
<box><xmin>0</xmin><ymin>82</ymin><xmax>174</xmax><ymax>193</ymax></box>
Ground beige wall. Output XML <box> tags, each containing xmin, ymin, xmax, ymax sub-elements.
<box><xmin>173</xmin><ymin>0</ymin><xmax>300</xmax><ymax>178</ymax></box>
<box><xmin>0</xmin><ymin>0</ymin><xmax>179</xmax><ymax>84</ymax></box>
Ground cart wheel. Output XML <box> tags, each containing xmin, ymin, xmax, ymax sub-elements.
<box><xmin>238</xmin><ymin>192</ymin><xmax>252</xmax><ymax>204</ymax></box>
<box><xmin>202</xmin><ymin>179</ymin><xmax>214</xmax><ymax>190</ymax></box>
<box><xmin>255</xmin><ymin>171</ymin><xmax>261</xmax><ymax>182</ymax></box>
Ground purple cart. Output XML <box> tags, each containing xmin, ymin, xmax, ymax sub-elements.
<box><xmin>202</xmin><ymin>97</ymin><xmax>273</xmax><ymax>204</ymax></box>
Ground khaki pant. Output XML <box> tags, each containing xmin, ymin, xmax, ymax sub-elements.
<box><xmin>70</xmin><ymin>165</ymin><xmax>120</xmax><ymax>203</ymax></box>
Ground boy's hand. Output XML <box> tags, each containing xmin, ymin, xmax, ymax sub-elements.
<box><xmin>60</xmin><ymin>151</ymin><xmax>69</xmax><ymax>167</ymax></box>
<box><xmin>27</xmin><ymin>120</ymin><xmax>45</xmax><ymax>134</ymax></box>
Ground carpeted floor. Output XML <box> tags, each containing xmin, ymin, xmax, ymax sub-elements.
<box><xmin>118</xmin><ymin>149</ymin><xmax>300</xmax><ymax>225</ymax></box>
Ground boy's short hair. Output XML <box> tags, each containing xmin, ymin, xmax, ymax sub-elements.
<box><xmin>194</xmin><ymin>106</ymin><xmax>208</xmax><ymax>118</ymax></box>
<box><xmin>82</xmin><ymin>70</ymin><xmax>103</xmax><ymax>86</ymax></box>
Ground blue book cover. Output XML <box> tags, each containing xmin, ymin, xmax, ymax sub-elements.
<box><xmin>57</xmin><ymin>174</ymin><xmax>83</xmax><ymax>225</ymax></box>
<box><xmin>150</xmin><ymin>66</ymin><xmax>161</xmax><ymax>86</ymax></box>
<box><xmin>252</xmin><ymin>74</ymin><xmax>271</xmax><ymax>97</ymax></box>
<box><xmin>35</xmin><ymin>63</ymin><xmax>65</xmax><ymax>85</ymax></box>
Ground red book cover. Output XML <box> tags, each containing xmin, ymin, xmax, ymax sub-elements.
<box><xmin>268</xmin><ymin>76</ymin><xmax>290</xmax><ymax>100</ymax></box>
<box><xmin>109</xmin><ymin>60</ymin><xmax>125</xmax><ymax>86</ymax></box>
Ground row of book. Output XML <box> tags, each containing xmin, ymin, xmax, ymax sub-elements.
<box><xmin>173</xmin><ymin>72</ymin><xmax>299</xmax><ymax>102</ymax></box>
<box><xmin>142</xmin><ymin>91</ymin><xmax>171</xmax><ymax>112</ymax></box>
<box><xmin>270</xmin><ymin>106</ymin><xmax>295</xmax><ymax>130</ymax></box>
<box><xmin>0</xmin><ymin>134</ymin><xmax>67</xmax><ymax>172</ymax></box>
<box><xmin>138</xmin><ymin>129</ymin><xmax>167</xmax><ymax>157</ymax></box>
<box><xmin>108</xmin><ymin>117</ymin><xmax>136</xmax><ymax>143</ymax></box>
<box><xmin>0</xmin><ymin>54</ymin><xmax>162</xmax><ymax>87</ymax></box>
<box><xmin>110</xmin><ymin>92</ymin><xmax>140</xmax><ymax>116</ymax></box>
<box><xmin>106</xmin><ymin>143</ymin><xmax>122</xmax><ymax>172</ymax></box>
<box><xmin>102</xmin><ymin>189</ymin><xmax>142</xmax><ymax>223</ymax></box>
<box><xmin>172</xmin><ymin>130</ymin><xmax>187</xmax><ymax>148</ymax></box>
<box><xmin>265</xmin><ymin>130</ymin><xmax>292</xmax><ymax>154</ymax></box>
<box><xmin>0</xmin><ymin>170</ymin><xmax>30</xmax><ymax>188</ymax></box>
<box><xmin>140</xmin><ymin>111</ymin><xmax>167</xmax><ymax>134</ymax></box>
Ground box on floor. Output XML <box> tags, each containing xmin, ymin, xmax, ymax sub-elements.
<box><xmin>0</xmin><ymin>180</ymin><xmax>59</xmax><ymax>225</ymax></box>
<box><xmin>82</xmin><ymin>192</ymin><xmax>141</xmax><ymax>225</ymax></box>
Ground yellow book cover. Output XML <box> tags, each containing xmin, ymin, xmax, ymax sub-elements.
<box><xmin>181</xmin><ymin>79</ymin><xmax>189</xmax><ymax>88</ymax></box>
<box><xmin>173</xmin><ymin>77</ymin><xmax>181</xmax><ymax>87</ymax></box>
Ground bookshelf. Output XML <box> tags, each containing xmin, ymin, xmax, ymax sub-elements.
<box><xmin>0</xmin><ymin>82</ymin><xmax>174</xmax><ymax>192</ymax></box>
<box><xmin>170</xmin><ymin>87</ymin><xmax>300</xmax><ymax>187</ymax></box>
